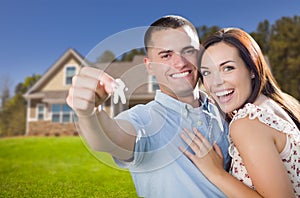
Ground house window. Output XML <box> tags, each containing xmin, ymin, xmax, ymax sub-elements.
<box><xmin>148</xmin><ymin>75</ymin><xmax>160</xmax><ymax>92</ymax></box>
<box><xmin>52</xmin><ymin>104</ymin><xmax>61</xmax><ymax>122</ymax></box>
<box><xmin>65</xmin><ymin>66</ymin><xmax>76</xmax><ymax>85</ymax></box>
<box><xmin>62</xmin><ymin>104</ymin><xmax>72</xmax><ymax>122</ymax></box>
<box><xmin>51</xmin><ymin>104</ymin><xmax>75</xmax><ymax>123</ymax></box>
<box><xmin>37</xmin><ymin>104</ymin><xmax>45</xmax><ymax>120</ymax></box>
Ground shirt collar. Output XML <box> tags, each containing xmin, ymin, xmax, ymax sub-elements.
<box><xmin>154</xmin><ymin>90</ymin><xmax>210</xmax><ymax>114</ymax></box>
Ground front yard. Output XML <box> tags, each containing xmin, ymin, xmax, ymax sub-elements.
<box><xmin>0</xmin><ymin>137</ymin><xmax>136</xmax><ymax>197</ymax></box>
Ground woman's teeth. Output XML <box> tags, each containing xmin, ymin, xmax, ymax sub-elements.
<box><xmin>215</xmin><ymin>90</ymin><xmax>234</xmax><ymax>97</ymax></box>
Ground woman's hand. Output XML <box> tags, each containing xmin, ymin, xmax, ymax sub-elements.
<box><xmin>179</xmin><ymin>128</ymin><xmax>225</xmax><ymax>180</ymax></box>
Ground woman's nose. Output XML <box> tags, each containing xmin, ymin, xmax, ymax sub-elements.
<box><xmin>213</xmin><ymin>72</ymin><xmax>224</xmax><ymax>86</ymax></box>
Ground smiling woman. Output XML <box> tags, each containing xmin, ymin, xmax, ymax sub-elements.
<box><xmin>181</xmin><ymin>27</ymin><xmax>300</xmax><ymax>197</ymax></box>
<box><xmin>200</xmin><ymin>42</ymin><xmax>253</xmax><ymax>113</ymax></box>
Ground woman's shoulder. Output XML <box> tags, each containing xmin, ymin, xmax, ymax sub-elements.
<box><xmin>230</xmin><ymin>101</ymin><xmax>298</xmax><ymax>135</ymax></box>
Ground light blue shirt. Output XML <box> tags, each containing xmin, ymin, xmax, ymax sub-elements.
<box><xmin>115</xmin><ymin>90</ymin><xmax>230</xmax><ymax>198</ymax></box>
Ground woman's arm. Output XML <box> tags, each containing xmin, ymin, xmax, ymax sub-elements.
<box><xmin>180</xmin><ymin>128</ymin><xmax>262</xmax><ymax>198</ymax></box>
<box><xmin>230</xmin><ymin>117</ymin><xmax>294</xmax><ymax>198</ymax></box>
<box><xmin>180</xmin><ymin>117</ymin><xmax>295</xmax><ymax>198</ymax></box>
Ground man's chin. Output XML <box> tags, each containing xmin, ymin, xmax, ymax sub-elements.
<box><xmin>173</xmin><ymin>88</ymin><xmax>196</xmax><ymax>98</ymax></box>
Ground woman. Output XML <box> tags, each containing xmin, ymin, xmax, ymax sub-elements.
<box><xmin>180</xmin><ymin>28</ymin><xmax>300</xmax><ymax>197</ymax></box>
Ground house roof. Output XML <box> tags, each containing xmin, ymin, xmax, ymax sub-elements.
<box><xmin>94</xmin><ymin>55</ymin><xmax>145</xmax><ymax>77</ymax></box>
<box><xmin>23</xmin><ymin>48</ymin><xmax>88</xmax><ymax>99</ymax></box>
<box><xmin>94</xmin><ymin>55</ymin><xmax>149</xmax><ymax>95</ymax></box>
<box><xmin>23</xmin><ymin>48</ymin><xmax>151</xmax><ymax>102</ymax></box>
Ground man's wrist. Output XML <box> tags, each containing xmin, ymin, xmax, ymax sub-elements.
<box><xmin>75</xmin><ymin>107</ymin><xmax>98</xmax><ymax>118</ymax></box>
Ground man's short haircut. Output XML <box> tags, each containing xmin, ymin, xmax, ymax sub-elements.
<box><xmin>144</xmin><ymin>15</ymin><xmax>198</xmax><ymax>52</ymax></box>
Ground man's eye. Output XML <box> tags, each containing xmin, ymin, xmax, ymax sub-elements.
<box><xmin>161</xmin><ymin>54</ymin><xmax>171</xmax><ymax>59</ymax></box>
<box><xmin>183</xmin><ymin>49</ymin><xmax>197</xmax><ymax>56</ymax></box>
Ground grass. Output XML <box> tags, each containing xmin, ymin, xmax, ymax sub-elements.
<box><xmin>0</xmin><ymin>136</ymin><xmax>137</xmax><ymax>197</ymax></box>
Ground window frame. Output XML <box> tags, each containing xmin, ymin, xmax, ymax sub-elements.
<box><xmin>64</xmin><ymin>66</ymin><xmax>76</xmax><ymax>85</ymax></box>
<box><xmin>36</xmin><ymin>104</ymin><xmax>45</xmax><ymax>120</ymax></box>
<box><xmin>148</xmin><ymin>75</ymin><xmax>160</xmax><ymax>92</ymax></box>
<box><xmin>51</xmin><ymin>104</ymin><xmax>76</xmax><ymax>123</ymax></box>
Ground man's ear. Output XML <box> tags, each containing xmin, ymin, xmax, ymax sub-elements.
<box><xmin>144</xmin><ymin>57</ymin><xmax>153</xmax><ymax>74</ymax></box>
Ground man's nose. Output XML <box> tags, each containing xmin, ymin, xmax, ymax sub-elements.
<box><xmin>172</xmin><ymin>53</ymin><xmax>188</xmax><ymax>68</ymax></box>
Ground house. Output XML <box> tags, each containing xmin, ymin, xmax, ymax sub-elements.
<box><xmin>23</xmin><ymin>48</ymin><xmax>157</xmax><ymax>136</ymax></box>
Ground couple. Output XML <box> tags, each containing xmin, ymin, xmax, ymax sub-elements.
<box><xmin>67</xmin><ymin>15</ymin><xmax>300</xmax><ymax>197</ymax></box>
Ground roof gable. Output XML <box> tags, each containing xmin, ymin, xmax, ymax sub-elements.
<box><xmin>24</xmin><ymin>48</ymin><xmax>87</xmax><ymax>97</ymax></box>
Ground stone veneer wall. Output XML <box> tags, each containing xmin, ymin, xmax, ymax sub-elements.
<box><xmin>28</xmin><ymin>121</ymin><xmax>78</xmax><ymax>136</ymax></box>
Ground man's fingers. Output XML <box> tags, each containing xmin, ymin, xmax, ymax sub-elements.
<box><xmin>79</xmin><ymin>67</ymin><xmax>115</xmax><ymax>93</ymax></box>
<box><xmin>67</xmin><ymin>87</ymin><xmax>94</xmax><ymax>108</ymax></box>
<box><xmin>95</xmin><ymin>83</ymin><xmax>110</xmax><ymax>106</ymax></box>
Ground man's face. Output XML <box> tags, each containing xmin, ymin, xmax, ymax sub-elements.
<box><xmin>144</xmin><ymin>26</ymin><xmax>199</xmax><ymax>99</ymax></box>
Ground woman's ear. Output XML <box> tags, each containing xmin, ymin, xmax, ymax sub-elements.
<box><xmin>144</xmin><ymin>57</ymin><xmax>153</xmax><ymax>74</ymax></box>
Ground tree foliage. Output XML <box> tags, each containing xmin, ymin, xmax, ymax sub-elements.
<box><xmin>0</xmin><ymin>74</ymin><xmax>41</xmax><ymax>137</ymax></box>
<box><xmin>197</xmin><ymin>25</ymin><xmax>220</xmax><ymax>43</ymax></box>
<box><xmin>119</xmin><ymin>48</ymin><xmax>145</xmax><ymax>62</ymax></box>
<box><xmin>268</xmin><ymin>16</ymin><xmax>300</xmax><ymax>100</ymax></box>
<box><xmin>96</xmin><ymin>50</ymin><xmax>116</xmax><ymax>63</ymax></box>
<box><xmin>0</xmin><ymin>75</ymin><xmax>12</xmax><ymax>109</ymax></box>
<box><xmin>250</xmin><ymin>20</ymin><xmax>271</xmax><ymax>54</ymax></box>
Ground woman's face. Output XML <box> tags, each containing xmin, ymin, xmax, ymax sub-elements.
<box><xmin>200</xmin><ymin>42</ymin><xmax>253</xmax><ymax>113</ymax></box>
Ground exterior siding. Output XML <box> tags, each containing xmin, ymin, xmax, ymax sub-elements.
<box><xmin>43</xmin><ymin>59</ymin><xmax>80</xmax><ymax>91</ymax></box>
<box><xmin>29</xmin><ymin>99</ymin><xmax>43</xmax><ymax>120</ymax></box>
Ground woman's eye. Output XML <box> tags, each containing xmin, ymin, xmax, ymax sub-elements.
<box><xmin>201</xmin><ymin>71</ymin><xmax>210</xmax><ymax>76</ymax></box>
<box><xmin>224</xmin><ymin>66</ymin><xmax>234</xmax><ymax>72</ymax></box>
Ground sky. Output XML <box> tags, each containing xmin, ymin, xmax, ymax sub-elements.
<box><xmin>0</xmin><ymin>0</ymin><xmax>299</xmax><ymax>94</ymax></box>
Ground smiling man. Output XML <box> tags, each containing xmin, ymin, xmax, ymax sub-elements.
<box><xmin>66</xmin><ymin>15</ymin><xmax>230</xmax><ymax>198</ymax></box>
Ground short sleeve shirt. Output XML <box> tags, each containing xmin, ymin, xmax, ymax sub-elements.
<box><xmin>115</xmin><ymin>90</ymin><xmax>230</xmax><ymax>198</ymax></box>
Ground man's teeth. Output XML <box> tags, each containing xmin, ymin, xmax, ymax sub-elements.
<box><xmin>171</xmin><ymin>71</ymin><xmax>189</xmax><ymax>78</ymax></box>
<box><xmin>215</xmin><ymin>90</ymin><xmax>233</xmax><ymax>97</ymax></box>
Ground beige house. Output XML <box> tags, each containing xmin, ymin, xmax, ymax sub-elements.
<box><xmin>23</xmin><ymin>48</ymin><xmax>157</xmax><ymax>136</ymax></box>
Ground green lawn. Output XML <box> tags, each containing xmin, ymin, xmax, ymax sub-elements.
<box><xmin>0</xmin><ymin>137</ymin><xmax>137</xmax><ymax>197</ymax></box>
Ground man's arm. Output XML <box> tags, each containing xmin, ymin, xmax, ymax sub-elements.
<box><xmin>66</xmin><ymin>67</ymin><xmax>136</xmax><ymax>160</ymax></box>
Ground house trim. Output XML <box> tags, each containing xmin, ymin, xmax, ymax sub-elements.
<box><xmin>25</xmin><ymin>99</ymin><xmax>31</xmax><ymax>136</ymax></box>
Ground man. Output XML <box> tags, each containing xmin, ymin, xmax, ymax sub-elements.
<box><xmin>67</xmin><ymin>15</ymin><xmax>230</xmax><ymax>198</ymax></box>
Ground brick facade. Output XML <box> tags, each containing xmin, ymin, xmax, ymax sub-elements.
<box><xmin>28</xmin><ymin>121</ymin><xmax>78</xmax><ymax>136</ymax></box>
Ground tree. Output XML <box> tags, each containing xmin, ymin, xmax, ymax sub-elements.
<box><xmin>197</xmin><ymin>25</ymin><xmax>220</xmax><ymax>43</ymax></box>
<box><xmin>0</xmin><ymin>75</ymin><xmax>12</xmax><ymax>109</ymax></box>
<box><xmin>268</xmin><ymin>16</ymin><xmax>300</xmax><ymax>100</ymax></box>
<box><xmin>120</xmin><ymin>48</ymin><xmax>145</xmax><ymax>62</ymax></box>
<box><xmin>0</xmin><ymin>74</ymin><xmax>41</xmax><ymax>136</ymax></box>
<box><xmin>96</xmin><ymin>50</ymin><xmax>116</xmax><ymax>63</ymax></box>
<box><xmin>250</xmin><ymin>20</ymin><xmax>271</xmax><ymax>54</ymax></box>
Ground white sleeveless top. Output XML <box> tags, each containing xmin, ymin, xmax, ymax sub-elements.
<box><xmin>228</xmin><ymin>101</ymin><xmax>300</xmax><ymax>196</ymax></box>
